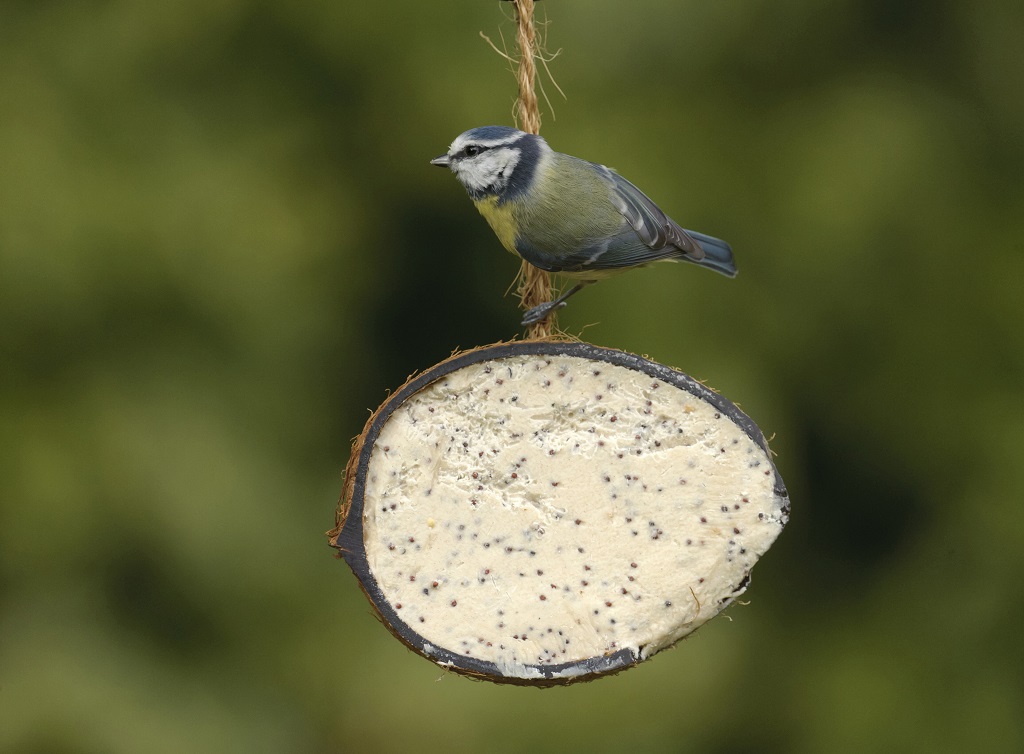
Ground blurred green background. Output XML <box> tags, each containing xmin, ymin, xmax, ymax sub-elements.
<box><xmin>2</xmin><ymin>1</ymin><xmax>1022</xmax><ymax>751</ymax></box>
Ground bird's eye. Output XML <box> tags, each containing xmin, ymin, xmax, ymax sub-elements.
<box><xmin>465</xmin><ymin>145</ymin><xmax>482</xmax><ymax>157</ymax></box>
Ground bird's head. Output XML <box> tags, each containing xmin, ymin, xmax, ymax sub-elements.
<box><xmin>431</xmin><ymin>126</ymin><xmax>548</xmax><ymax>201</ymax></box>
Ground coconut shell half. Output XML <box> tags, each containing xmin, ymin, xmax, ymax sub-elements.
<box><xmin>329</xmin><ymin>341</ymin><xmax>789</xmax><ymax>686</ymax></box>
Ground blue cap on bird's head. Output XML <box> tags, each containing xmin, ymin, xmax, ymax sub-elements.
<box><xmin>433</xmin><ymin>126</ymin><xmax>532</xmax><ymax>158</ymax></box>
<box><xmin>462</xmin><ymin>126</ymin><xmax>524</xmax><ymax>142</ymax></box>
<box><xmin>431</xmin><ymin>126</ymin><xmax>541</xmax><ymax>165</ymax></box>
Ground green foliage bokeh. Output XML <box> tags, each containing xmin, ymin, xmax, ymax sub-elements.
<box><xmin>2</xmin><ymin>1</ymin><xmax>1023</xmax><ymax>752</ymax></box>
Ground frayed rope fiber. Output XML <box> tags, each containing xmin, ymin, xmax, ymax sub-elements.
<box><xmin>506</xmin><ymin>0</ymin><xmax>555</xmax><ymax>338</ymax></box>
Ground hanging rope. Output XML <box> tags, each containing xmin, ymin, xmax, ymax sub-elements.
<box><xmin>507</xmin><ymin>0</ymin><xmax>555</xmax><ymax>339</ymax></box>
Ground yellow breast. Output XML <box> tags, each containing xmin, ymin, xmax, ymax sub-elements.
<box><xmin>473</xmin><ymin>196</ymin><xmax>518</xmax><ymax>256</ymax></box>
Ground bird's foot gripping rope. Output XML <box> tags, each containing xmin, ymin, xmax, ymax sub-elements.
<box><xmin>520</xmin><ymin>282</ymin><xmax>588</xmax><ymax>326</ymax></box>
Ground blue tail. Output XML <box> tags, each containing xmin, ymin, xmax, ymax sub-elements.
<box><xmin>685</xmin><ymin>229</ymin><xmax>737</xmax><ymax>278</ymax></box>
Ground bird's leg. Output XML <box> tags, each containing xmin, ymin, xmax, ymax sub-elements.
<box><xmin>521</xmin><ymin>282</ymin><xmax>590</xmax><ymax>326</ymax></box>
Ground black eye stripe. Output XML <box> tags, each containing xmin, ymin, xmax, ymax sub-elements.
<box><xmin>463</xmin><ymin>144</ymin><xmax>488</xmax><ymax>158</ymax></box>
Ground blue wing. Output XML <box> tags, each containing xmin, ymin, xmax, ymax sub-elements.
<box><xmin>517</xmin><ymin>164</ymin><xmax>735</xmax><ymax>277</ymax></box>
<box><xmin>598</xmin><ymin>166</ymin><xmax>707</xmax><ymax>265</ymax></box>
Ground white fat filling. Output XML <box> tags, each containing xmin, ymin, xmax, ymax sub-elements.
<box><xmin>362</xmin><ymin>354</ymin><xmax>786</xmax><ymax>676</ymax></box>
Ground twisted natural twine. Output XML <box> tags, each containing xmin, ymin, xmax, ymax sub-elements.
<box><xmin>508</xmin><ymin>0</ymin><xmax>555</xmax><ymax>338</ymax></box>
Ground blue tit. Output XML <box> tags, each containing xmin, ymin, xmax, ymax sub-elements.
<box><xmin>431</xmin><ymin>126</ymin><xmax>736</xmax><ymax>325</ymax></box>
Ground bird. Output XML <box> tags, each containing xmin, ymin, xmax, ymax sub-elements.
<box><xmin>431</xmin><ymin>126</ymin><xmax>736</xmax><ymax>325</ymax></box>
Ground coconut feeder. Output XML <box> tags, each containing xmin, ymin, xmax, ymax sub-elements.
<box><xmin>328</xmin><ymin>1</ymin><xmax>789</xmax><ymax>687</ymax></box>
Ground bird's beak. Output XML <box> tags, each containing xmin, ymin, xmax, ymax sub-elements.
<box><xmin>430</xmin><ymin>154</ymin><xmax>451</xmax><ymax>168</ymax></box>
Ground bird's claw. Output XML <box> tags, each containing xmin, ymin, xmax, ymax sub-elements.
<box><xmin>521</xmin><ymin>300</ymin><xmax>567</xmax><ymax>326</ymax></box>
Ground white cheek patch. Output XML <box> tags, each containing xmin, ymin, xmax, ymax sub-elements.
<box><xmin>455</xmin><ymin>148</ymin><xmax>521</xmax><ymax>194</ymax></box>
<box><xmin>331</xmin><ymin>343</ymin><xmax>789</xmax><ymax>686</ymax></box>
